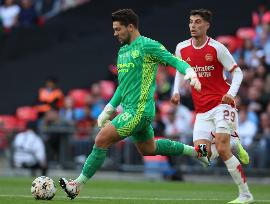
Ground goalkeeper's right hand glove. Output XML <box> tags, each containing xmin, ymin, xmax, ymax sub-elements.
<box><xmin>184</xmin><ymin>68</ymin><xmax>201</xmax><ymax>91</ymax></box>
<box><xmin>97</xmin><ymin>103</ymin><xmax>115</xmax><ymax>128</ymax></box>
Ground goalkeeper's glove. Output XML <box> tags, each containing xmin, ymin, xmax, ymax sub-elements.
<box><xmin>184</xmin><ymin>68</ymin><xmax>201</xmax><ymax>91</ymax></box>
<box><xmin>97</xmin><ymin>103</ymin><xmax>116</xmax><ymax>128</ymax></box>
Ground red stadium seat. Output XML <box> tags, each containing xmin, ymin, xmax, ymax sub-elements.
<box><xmin>0</xmin><ymin>115</ymin><xmax>19</xmax><ymax>131</ymax></box>
<box><xmin>236</xmin><ymin>27</ymin><xmax>256</xmax><ymax>40</ymax></box>
<box><xmin>262</xmin><ymin>11</ymin><xmax>270</xmax><ymax>24</ymax></box>
<box><xmin>68</xmin><ymin>89</ymin><xmax>90</xmax><ymax>108</ymax></box>
<box><xmin>16</xmin><ymin>106</ymin><xmax>38</xmax><ymax>122</ymax></box>
<box><xmin>16</xmin><ymin>119</ymin><xmax>26</xmax><ymax>131</ymax></box>
<box><xmin>166</xmin><ymin>66</ymin><xmax>176</xmax><ymax>77</ymax></box>
<box><xmin>215</xmin><ymin>35</ymin><xmax>240</xmax><ymax>53</ymax></box>
<box><xmin>252</xmin><ymin>12</ymin><xmax>260</xmax><ymax>27</ymax></box>
<box><xmin>159</xmin><ymin>100</ymin><xmax>172</xmax><ymax>119</ymax></box>
<box><xmin>0</xmin><ymin>131</ymin><xmax>8</xmax><ymax>149</ymax></box>
<box><xmin>99</xmin><ymin>80</ymin><xmax>116</xmax><ymax>100</ymax></box>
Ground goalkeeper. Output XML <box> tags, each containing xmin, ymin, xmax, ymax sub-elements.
<box><xmin>60</xmin><ymin>8</ymin><xmax>209</xmax><ymax>199</ymax></box>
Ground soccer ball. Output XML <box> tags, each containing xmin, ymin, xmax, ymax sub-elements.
<box><xmin>31</xmin><ymin>176</ymin><xmax>56</xmax><ymax>200</ymax></box>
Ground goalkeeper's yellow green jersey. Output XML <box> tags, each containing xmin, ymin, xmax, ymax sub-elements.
<box><xmin>109</xmin><ymin>36</ymin><xmax>190</xmax><ymax>117</ymax></box>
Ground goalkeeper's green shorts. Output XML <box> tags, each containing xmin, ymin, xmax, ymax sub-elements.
<box><xmin>111</xmin><ymin>110</ymin><xmax>154</xmax><ymax>143</ymax></box>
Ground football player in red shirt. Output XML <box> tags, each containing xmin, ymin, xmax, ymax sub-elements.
<box><xmin>171</xmin><ymin>9</ymin><xmax>254</xmax><ymax>204</ymax></box>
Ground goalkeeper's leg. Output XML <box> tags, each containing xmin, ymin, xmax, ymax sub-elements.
<box><xmin>135</xmin><ymin>138</ymin><xmax>209</xmax><ymax>167</ymax></box>
<box><xmin>59</xmin><ymin>123</ymin><xmax>121</xmax><ymax>199</ymax></box>
<box><xmin>193</xmin><ymin>139</ymin><xmax>212</xmax><ymax>167</ymax></box>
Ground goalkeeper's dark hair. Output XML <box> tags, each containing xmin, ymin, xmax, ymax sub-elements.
<box><xmin>112</xmin><ymin>9</ymin><xmax>139</xmax><ymax>29</ymax></box>
<box><xmin>190</xmin><ymin>9</ymin><xmax>212</xmax><ymax>23</ymax></box>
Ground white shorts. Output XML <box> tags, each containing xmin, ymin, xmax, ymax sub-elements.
<box><xmin>193</xmin><ymin>104</ymin><xmax>238</xmax><ymax>142</ymax></box>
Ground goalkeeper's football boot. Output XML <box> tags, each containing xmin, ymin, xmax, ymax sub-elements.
<box><xmin>59</xmin><ymin>178</ymin><xmax>80</xmax><ymax>200</ymax></box>
<box><xmin>236</xmin><ymin>140</ymin><xmax>249</xmax><ymax>165</ymax></box>
<box><xmin>228</xmin><ymin>193</ymin><xmax>254</xmax><ymax>204</ymax></box>
<box><xmin>195</xmin><ymin>144</ymin><xmax>210</xmax><ymax>167</ymax></box>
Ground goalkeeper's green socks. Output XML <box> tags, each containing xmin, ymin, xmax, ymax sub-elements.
<box><xmin>74</xmin><ymin>145</ymin><xmax>108</xmax><ymax>185</ymax></box>
<box><xmin>155</xmin><ymin>139</ymin><xmax>197</xmax><ymax>157</ymax></box>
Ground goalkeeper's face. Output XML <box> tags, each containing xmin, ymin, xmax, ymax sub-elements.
<box><xmin>189</xmin><ymin>15</ymin><xmax>209</xmax><ymax>38</ymax></box>
<box><xmin>113</xmin><ymin>21</ymin><xmax>131</xmax><ymax>44</ymax></box>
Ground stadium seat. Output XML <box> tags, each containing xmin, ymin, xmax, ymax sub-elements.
<box><xmin>0</xmin><ymin>115</ymin><xmax>20</xmax><ymax>132</ymax></box>
<box><xmin>165</xmin><ymin>66</ymin><xmax>176</xmax><ymax>77</ymax></box>
<box><xmin>99</xmin><ymin>80</ymin><xmax>115</xmax><ymax>100</ymax></box>
<box><xmin>0</xmin><ymin>131</ymin><xmax>8</xmax><ymax>149</ymax></box>
<box><xmin>216</xmin><ymin>35</ymin><xmax>240</xmax><ymax>53</ymax></box>
<box><xmin>262</xmin><ymin>11</ymin><xmax>270</xmax><ymax>24</ymax></box>
<box><xmin>68</xmin><ymin>89</ymin><xmax>90</xmax><ymax>108</ymax></box>
<box><xmin>159</xmin><ymin>100</ymin><xmax>173</xmax><ymax>120</ymax></box>
<box><xmin>16</xmin><ymin>119</ymin><xmax>26</xmax><ymax>131</ymax></box>
<box><xmin>236</xmin><ymin>27</ymin><xmax>256</xmax><ymax>40</ymax></box>
<box><xmin>16</xmin><ymin>106</ymin><xmax>38</xmax><ymax>122</ymax></box>
<box><xmin>0</xmin><ymin>115</ymin><xmax>26</xmax><ymax>149</ymax></box>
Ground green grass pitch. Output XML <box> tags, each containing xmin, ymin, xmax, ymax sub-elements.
<box><xmin>0</xmin><ymin>177</ymin><xmax>269</xmax><ymax>204</ymax></box>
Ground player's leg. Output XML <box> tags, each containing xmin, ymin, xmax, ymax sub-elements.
<box><xmin>210</xmin><ymin>132</ymin><xmax>249</xmax><ymax>165</ymax></box>
<box><xmin>230</xmin><ymin>109</ymin><xmax>249</xmax><ymax>165</ymax></box>
<box><xmin>192</xmin><ymin>112</ymin><xmax>214</xmax><ymax>165</ymax></box>
<box><xmin>135</xmin><ymin>137</ymin><xmax>208</xmax><ymax>161</ymax></box>
<box><xmin>60</xmin><ymin>111</ymin><xmax>140</xmax><ymax>199</ymax></box>
<box><xmin>132</xmin><ymin>122</ymin><xmax>209</xmax><ymax>166</ymax></box>
<box><xmin>59</xmin><ymin>123</ymin><xmax>121</xmax><ymax>199</ymax></box>
<box><xmin>194</xmin><ymin>139</ymin><xmax>211</xmax><ymax>157</ymax></box>
<box><xmin>230</xmin><ymin>132</ymin><xmax>250</xmax><ymax>165</ymax></box>
<box><xmin>215</xmin><ymin>104</ymin><xmax>253</xmax><ymax>203</ymax></box>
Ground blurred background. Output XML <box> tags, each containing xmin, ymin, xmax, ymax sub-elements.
<box><xmin>0</xmin><ymin>0</ymin><xmax>270</xmax><ymax>181</ymax></box>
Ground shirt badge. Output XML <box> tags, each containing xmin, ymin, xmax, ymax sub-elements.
<box><xmin>205</xmin><ymin>53</ymin><xmax>213</xmax><ymax>61</ymax></box>
<box><xmin>131</xmin><ymin>50</ymin><xmax>140</xmax><ymax>58</ymax></box>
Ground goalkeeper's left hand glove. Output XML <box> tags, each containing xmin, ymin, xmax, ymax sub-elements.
<box><xmin>97</xmin><ymin>103</ymin><xmax>115</xmax><ymax>128</ymax></box>
<box><xmin>184</xmin><ymin>68</ymin><xmax>201</xmax><ymax>91</ymax></box>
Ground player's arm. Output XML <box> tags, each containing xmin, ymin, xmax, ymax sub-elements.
<box><xmin>171</xmin><ymin>43</ymin><xmax>185</xmax><ymax>105</ymax></box>
<box><xmin>144</xmin><ymin>41</ymin><xmax>201</xmax><ymax>91</ymax></box>
<box><xmin>109</xmin><ymin>86</ymin><xmax>122</xmax><ymax>108</ymax></box>
<box><xmin>97</xmin><ymin>86</ymin><xmax>122</xmax><ymax>128</ymax></box>
<box><xmin>171</xmin><ymin>71</ymin><xmax>183</xmax><ymax>105</ymax></box>
<box><xmin>217</xmin><ymin>43</ymin><xmax>243</xmax><ymax>106</ymax></box>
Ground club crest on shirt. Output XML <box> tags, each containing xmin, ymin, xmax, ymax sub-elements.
<box><xmin>131</xmin><ymin>50</ymin><xmax>140</xmax><ymax>58</ymax></box>
<box><xmin>186</xmin><ymin>57</ymin><xmax>191</xmax><ymax>62</ymax></box>
<box><xmin>205</xmin><ymin>53</ymin><xmax>213</xmax><ymax>61</ymax></box>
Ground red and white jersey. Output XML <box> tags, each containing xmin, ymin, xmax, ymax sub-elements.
<box><xmin>175</xmin><ymin>37</ymin><xmax>238</xmax><ymax>113</ymax></box>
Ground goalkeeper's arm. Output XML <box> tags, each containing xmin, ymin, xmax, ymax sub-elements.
<box><xmin>167</xmin><ymin>56</ymin><xmax>201</xmax><ymax>92</ymax></box>
<box><xmin>144</xmin><ymin>42</ymin><xmax>201</xmax><ymax>91</ymax></box>
<box><xmin>97</xmin><ymin>87</ymin><xmax>122</xmax><ymax>128</ymax></box>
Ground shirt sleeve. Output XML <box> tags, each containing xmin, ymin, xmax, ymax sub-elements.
<box><xmin>216</xmin><ymin>42</ymin><xmax>243</xmax><ymax>96</ymax></box>
<box><xmin>216</xmin><ymin>43</ymin><xmax>238</xmax><ymax>72</ymax></box>
<box><xmin>144</xmin><ymin>41</ymin><xmax>191</xmax><ymax>75</ymax></box>
<box><xmin>173</xmin><ymin>43</ymin><xmax>184</xmax><ymax>94</ymax></box>
<box><xmin>227</xmin><ymin>67</ymin><xmax>243</xmax><ymax>97</ymax></box>
<box><xmin>109</xmin><ymin>86</ymin><xmax>122</xmax><ymax>108</ymax></box>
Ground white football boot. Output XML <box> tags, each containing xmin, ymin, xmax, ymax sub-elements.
<box><xmin>59</xmin><ymin>178</ymin><xmax>80</xmax><ymax>200</ymax></box>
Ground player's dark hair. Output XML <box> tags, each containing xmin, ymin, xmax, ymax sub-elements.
<box><xmin>190</xmin><ymin>9</ymin><xmax>212</xmax><ymax>23</ymax></box>
<box><xmin>112</xmin><ymin>9</ymin><xmax>139</xmax><ymax>28</ymax></box>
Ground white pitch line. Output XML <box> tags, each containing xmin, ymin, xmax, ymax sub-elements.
<box><xmin>0</xmin><ymin>195</ymin><xmax>270</xmax><ymax>203</ymax></box>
